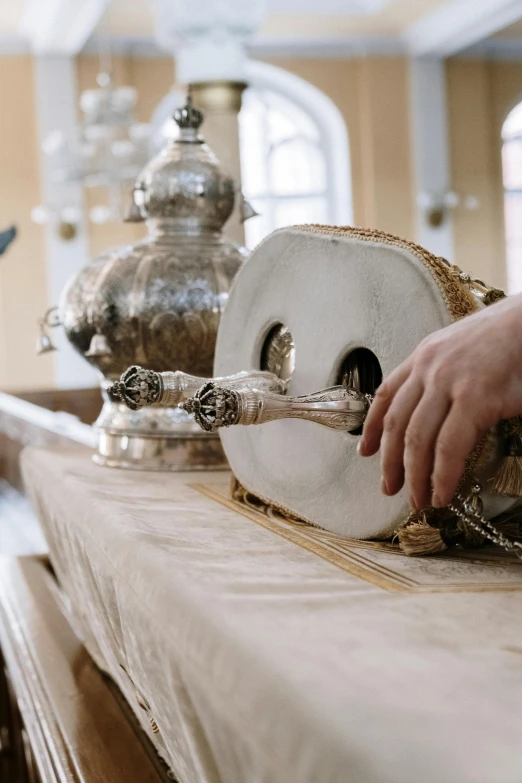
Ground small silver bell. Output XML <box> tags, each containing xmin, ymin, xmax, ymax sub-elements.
<box><xmin>36</xmin><ymin>305</ymin><xmax>61</xmax><ymax>355</ymax></box>
<box><xmin>124</xmin><ymin>199</ymin><xmax>145</xmax><ymax>223</ymax></box>
<box><xmin>238</xmin><ymin>194</ymin><xmax>259</xmax><ymax>224</ymax></box>
<box><xmin>36</xmin><ymin>330</ymin><xmax>57</xmax><ymax>355</ymax></box>
<box><xmin>85</xmin><ymin>333</ymin><xmax>112</xmax><ymax>358</ymax></box>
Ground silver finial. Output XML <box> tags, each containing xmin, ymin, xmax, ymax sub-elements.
<box><xmin>173</xmin><ymin>91</ymin><xmax>204</xmax><ymax>132</ymax></box>
<box><xmin>108</xmin><ymin>367</ymin><xmax>286</xmax><ymax>410</ymax></box>
<box><xmin>180</xmin><ymin>383</ymin><xmax>240</xmax><ymax>432</ymax></box>
<box><xmin>107</xmin><ymin>365</ymin><xmax>162</xmax><ymax>410</ymax></box>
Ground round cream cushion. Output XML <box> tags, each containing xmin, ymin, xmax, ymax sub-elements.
<box><xmin>214</xmin><ymin>227</ymin><xmax>513</xmax><ymax>538</ymax></box>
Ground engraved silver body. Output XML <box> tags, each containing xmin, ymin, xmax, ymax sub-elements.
<box><xmin>181</xmin><ymin>383</ymin><xmax>371</xmax><ymax>433</ymax></box>
<box><xmin>60</xmin><ymin>232</ymin><xmax>246</xmax><ymax>381</ymax></box>
<box><xmin>58</xmin><ymin>96</ymin><xmax>247</xmax><ymax>470</ymax></box>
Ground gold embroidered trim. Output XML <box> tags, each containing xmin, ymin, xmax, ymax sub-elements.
<box><xmin>230</xmin><ymin>475</ymin><xmax>328</xmax><ymax>533</ymax></box>
<box><xmin>193</xmin><ymin>482</ymin><xmax>522</xmax><ymax>592</ymax></box>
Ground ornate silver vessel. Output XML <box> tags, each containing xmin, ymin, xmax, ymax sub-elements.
<box><xmin>57</xmin><ymin>95</ymin><xmax>248</xmax><ymax>470</ymax></box>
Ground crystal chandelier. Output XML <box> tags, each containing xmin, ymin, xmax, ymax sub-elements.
<box><xmin>32</xmin><ymin>71</ymin><xmax>153</xmax><ymax>230</ymax></box>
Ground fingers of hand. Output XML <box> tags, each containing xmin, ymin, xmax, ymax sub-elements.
<box><xmin>379</xmin><ymin>379</ymin><xmax>424</xmax><ymax>496</ymax></box>
<box><xmin>431</xmin><ymin>406</ymin><xmax>483</xmax><ymax>507</ymax></box>
<box><xmin>359</xmin><ymin>362</ymin><xmax>411</xmax><ymax>457</ymax></box>
<box><xmin>403</xmin><ymin>392</ymin><xmax>450</xmax><ymax>510</ymax></box>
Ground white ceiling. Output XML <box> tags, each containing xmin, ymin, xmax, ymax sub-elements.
<box><xmin>6</xmin><ymin>0</ymin><xmax>522</xmax><ymax>58</ymax></box>
<box><xmin>263</xmin><ymin>0</ymin><xmax>392</xmax><ymax>13</ymax></box>
<box><xmin>259</xmin><ymin>0</ymin><xmax>447</xmax><ymax>39</ymax></box>
<box><xmin>0</xmin><ymin>1</ymin><xmax>27</xmax><ymax>35</ymax></box>
<box><xmin>95</xmin><ymin>0</ymin><xmax>448</xmax><ymax>39</ymax></box>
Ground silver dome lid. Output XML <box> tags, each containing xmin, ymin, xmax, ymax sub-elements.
<box><xmin>133</xmin><ymin>93</ymin><xmax>235</xmax><ymax>233</ymax></box>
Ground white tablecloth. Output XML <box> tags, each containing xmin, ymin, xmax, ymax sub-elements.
<box><xmin>22</xmin><ymin>446</ymin><xmax>522</xmax><ymax>783</ymax></box>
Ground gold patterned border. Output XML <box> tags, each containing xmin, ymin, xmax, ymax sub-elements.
<box><xmin>191</xmin><ymin>482</ymin><xmax>522</xmax><ymax>594</ymax></box>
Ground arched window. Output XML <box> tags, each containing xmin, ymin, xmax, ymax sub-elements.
<box><xmin>502</xmin><ymin>102</ymin><xmax>522</xmax><ymax>293</ymax></box>
<box><xmin>239</xmin><ymin>88</ymin><xmax>329</xmax><ymax>249</ymax></box>
<box><xmin>241</xmin><ymin>61</ymin><xmax>352</xmax><ymax>249</ymax></box>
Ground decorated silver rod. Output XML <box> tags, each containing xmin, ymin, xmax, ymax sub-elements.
<box><xmin>107</xmin><ymin>366</ymin><xmax>286</xmax><ymax>411</ymax></box>
<box><xmin>180</xmin><ymin>383</ymin><xmax>372</xmax><ymax>433</ymax></box>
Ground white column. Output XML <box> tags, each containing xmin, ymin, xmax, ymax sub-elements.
<box><xmin>409</xmin><ymin>57</ymin><xmax>455</xmax><ymax>261</ymax></box>
<box><xmin>190</xmin><ymin>80</ymin><xmax>247</xmax><ymax>245</ymax></box>
<box><xmin>34</xmin><ymin>56</ymin><xmax>97</xmax><ymax>389</ymax></box>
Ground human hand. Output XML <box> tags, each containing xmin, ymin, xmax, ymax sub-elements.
<box><xmin>358</xmin><ymin>292</ymin><xmax>522</xmax><ymax>510</ymax></box>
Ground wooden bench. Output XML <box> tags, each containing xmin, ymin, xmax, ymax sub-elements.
<box><xmin>0</xmin><ymin>555</ymin><xmax>172</xmax><ymax>783</ymax></box>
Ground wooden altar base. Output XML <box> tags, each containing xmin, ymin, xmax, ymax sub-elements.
<box><xmin>0</xmin><ymin>555</ymin><xmax>172</xmax><ymax>783</ymax></box>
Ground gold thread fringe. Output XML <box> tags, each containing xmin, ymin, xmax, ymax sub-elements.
<box><xmin>489</xmin><ymin>420</ymin><xmax>522</xmax><ymax>498</ymax></box>
<box><xmin>489</xmin><ymin>456</ymin><xmax>522</xmax><ymax>497</ymax></box>
<box><xmin>395</xmin><ymin>511</ymin><xmax>447</xmax><ymax>556</ymax></box>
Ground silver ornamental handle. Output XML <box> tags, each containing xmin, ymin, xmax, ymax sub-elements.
<box><xmin>179</xmin><ymin>383</ymin><xmax>372</xmax><ymax>433</ymax></box>
<box><xmin>106</xmin><ymin>366</ymin><xmax>286</xmax><ymax>411</ymax></box>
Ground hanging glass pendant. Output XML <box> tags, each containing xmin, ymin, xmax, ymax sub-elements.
<box><xmin>33</xmin><ymin>70</ymin><xmax>153</xmax><ymax>228</ymax></box>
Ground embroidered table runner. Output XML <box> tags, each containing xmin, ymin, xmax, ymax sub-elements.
<box><xmin>22</xmin><ymin>446</ymin><xmax>522</xmax><ymax>783</ymax></box>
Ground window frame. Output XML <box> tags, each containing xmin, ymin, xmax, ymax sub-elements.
<box><xmin>244</xmin><ymin>60</ymin><xmax>352</xmax><ymax>228</ymax></box>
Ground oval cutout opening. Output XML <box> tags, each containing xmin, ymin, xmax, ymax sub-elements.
<box><xmin>337</xmin><ymin>347</ymin><xmax>382</xmax><ymax>435</ymax></box>
<box><xmin>260</xmin><ymin>324</ymin><xmax>295</xmax><ymax>383</ymax></box>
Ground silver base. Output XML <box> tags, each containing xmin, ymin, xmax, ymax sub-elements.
<box><xmin>94</xmin><ymin>430</ymin><xmax>227</xmax><ymax>471</ymax></box>
<box><xmin>93</xmin><ymin>394</ymin><xmax>228</xmax><ymax>471</ymax></box>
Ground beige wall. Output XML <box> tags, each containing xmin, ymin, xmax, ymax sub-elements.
<box><xmin>267</xmin><ymin>56</ymin><xmax>415</xmax><ymax>238</ymax></box>
<box><xmin>447</xmin><ymin>59</ymin><xmax>522</xmax><ymax>289</ymax></box>
<box><xmin>0</xmin><ymin>56</ymin><xmax>53</xmax><ymax>391</ymax></box>
<box><xmin>489</xmin><ymin>61</ymin><xmax>522</xmax><ymax>287</ymax></box>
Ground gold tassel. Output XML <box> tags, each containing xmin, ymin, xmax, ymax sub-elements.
<box><xmin>482</xmin><ymin>287</ymin><xmax>506</xmax><ymax>306</ymax></box>
<box><xmin>489</xmin><ymin>423</ymin><xmax>522</xmax><ymax>498</ymax></box>
<box><xmin>489</xmin><ymin>455</ymin><xmax>522</xmax><ymax>497</ymax></box>
<box><xmin>395</xmin><ymin>511</ymin><xmax>447</xmax><ymax>556</ymax></box>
